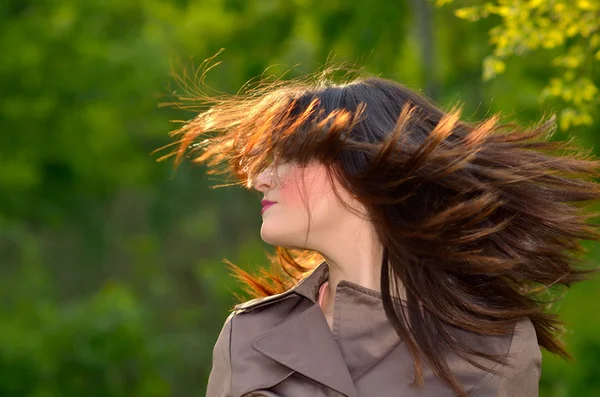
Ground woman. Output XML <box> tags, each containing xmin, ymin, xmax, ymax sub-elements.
<box><xmin>160</xmin><ymin>64</ymin><xmax>600</xmax><ymax>396</ymax></box>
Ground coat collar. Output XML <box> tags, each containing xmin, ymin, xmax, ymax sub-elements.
<box><xmin>236</xmin><ymin>260</ymin><xmax>404</xmax><ymax>397</ymax></box>
<box><xmin>236</xmin><ymin>261</ymin><xmax>359</xmax><ymax>396</ymax></box>
<box><xmin>233</xmin><ymin>260</ymin><xmax>329</xmax><ymax>313</ymax></box>
<box><xmin>292</xmin><ymin>259</ymin><xmax>330</xmax><ymax>304</ymax></box>
<box><xmin>252</xmin><ymin>304</ymin><xmax>359</xmax><ymax>397</ymax></box>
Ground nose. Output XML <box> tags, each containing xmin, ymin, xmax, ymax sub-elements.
<box><xmin>251</xmin><ymin>165</ymin><xmax>275</xmax><ymax>193</ymax></box>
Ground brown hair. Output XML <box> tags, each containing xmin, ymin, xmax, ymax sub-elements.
<box><xmin>156</xmin><ymin>60</ymin><xmax>600</xmax><ymax>396</ymax></box>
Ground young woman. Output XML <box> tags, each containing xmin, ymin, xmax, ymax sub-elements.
<box><xmin>161</xmin><ymin>65</ymin><xmax>600</xmax><ymax>397</ymax></box>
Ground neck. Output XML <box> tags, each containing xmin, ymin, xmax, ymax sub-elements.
<box><xmin>312</xmin><ymin>209</ymin><xmax>406</xmax><ymax>316</ymax></box>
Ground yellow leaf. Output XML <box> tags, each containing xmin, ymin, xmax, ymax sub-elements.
<box><xmin>496</xmin><ymin>34</ymin><xmax>509</xmax><ymax>50</ymax></box>
<box><xmin>576</xmin><ymin>0</ymin><xmax>597</xmax><ymax>11</ymax></box>
<box><xmin>454</xmin><ymin>7</ymin><xmax>480</xmax><ymax>21</ymax></box>
<box><xmin>562</xmin><ymin>88</ymin><xmax>573</xmax><ymax>101</ymax></box>
<box><xmin>495</xmin><ymin>60</ymin><xmax>506</xmax><ymax>74</ymax></box>
<box><xmin>537</xmin><ymin>17</ymin><xmax>550</xmax><ymax>28</ymax></box>
<box><xmin>566</xmin><ymin>24</ymin><xmax>579</xmax><ymax>37</ymax></box>
<box><xmin>542</xmin><ymin>30</ymin><xmax>564</xmax><ymax>48</ymax></box>
<box><xmin>483</xmin><ymin>57</ymin><xmax>506</xmax><ymax>80</ymax></box>
<box><xmin>496</xmin><ymin>6</ymin><xmax>511</xmax><ymax>17</ymax></box>
<box><xmin>559</xmin><ymin>108</ymin><xmax>576</xmax><ymax>130</ymax></box>
<box><xmin>529</xmin><ymin>0</ymin><xmax>543</xmax><ymax>8</ymax></box>
<box><xmin>564</xmin><ymin>55</ymin><xmax>581</xmax><ymax>68</ymax></box>
<box><xmin>550</xmin><ymin>78</ymin><xmax>563</xmax><ymax>96</ymax></box>
<box><xmin>575</xmin><ymin>112</ymin><xmax>593</xmax><ymax>126</ymax></box>
<box><xmin>581</xmin><ymin>80</ymin><xmax>598</xmax><ymax>100</ymax></box>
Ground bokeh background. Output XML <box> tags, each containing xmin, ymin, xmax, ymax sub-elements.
<box><xmin>2</xmin><ymin>0</ymin><xmax>600</xmax><ymax>396</ymax></box>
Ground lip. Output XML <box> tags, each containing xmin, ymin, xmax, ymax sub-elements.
<box><xmin>261</xmin><ymin>200</ymin><xmax>277</xmax><ymax>214</ymax></box>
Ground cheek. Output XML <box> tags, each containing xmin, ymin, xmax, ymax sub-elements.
<box><xmin>279</xmin><ymin>169</ymin><xmax>304</xmax><ymax>205</ymax></box>
<box><xmin>279</xmin><ymin>166</ymin><xmax>330</xmax><ymax>208</ymax></box>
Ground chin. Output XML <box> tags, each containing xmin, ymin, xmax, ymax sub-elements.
<box><xmin>259</xmin><ymin>225</ymin><xmax>283</xmax><ymax>245</ymax></box>
<box><xmin>260</xmin><ymin>233</ymin><xmax>290</xmax><ymax>247</ymax></box>
<box><xmin>260</xmin><ymin>228</ymin><xmax>305</xmax><ymax>250</ymax></box>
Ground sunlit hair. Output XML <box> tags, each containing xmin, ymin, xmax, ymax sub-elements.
<box><xmin>156</xmin><ymin>57</ymin><xmax>600</xmax><ymax>397</ymax></box>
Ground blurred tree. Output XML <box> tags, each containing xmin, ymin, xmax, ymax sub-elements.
<box><xmin>2</xmin><ymin>0</ymin><xmax>600</xmax><ymax>396</ymax></box>
<box><xmin>435</xmin><ymin>0</ymin><xmax>600</xmax><ymax>130</ymax></box>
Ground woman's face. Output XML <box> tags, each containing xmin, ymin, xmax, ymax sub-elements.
<box><xmin>252</xmin><ymin>158</ymin><xmax>352</xmax><ymax>250</ymax></box>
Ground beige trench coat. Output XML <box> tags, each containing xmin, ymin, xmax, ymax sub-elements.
<box><xmin>206</xmin><ymin>261</ymin><xmax>542</xmax><ymax>396</ymax></box>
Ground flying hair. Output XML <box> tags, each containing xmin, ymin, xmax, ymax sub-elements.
<box><xmin>154</xmin><ymin>53</ymin><xmax>600</xmax><ymax>397</ymax></box>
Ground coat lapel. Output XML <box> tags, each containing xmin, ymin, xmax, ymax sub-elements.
<box><xmin>252</xmin><ymin>303</ymin><xmax>358</xmax><ymax>397</ymax></box>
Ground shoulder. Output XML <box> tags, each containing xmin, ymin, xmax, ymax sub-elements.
<box><xmin>222</xmin><ymin>290</ymin><xmax>308</xmax><ymax>356</ymax></box>
<box><xmin>211</xmin><ymin>289</ymin><xmax>304</xmax><ymax>349</ymax></box>
<box><xmin>443</xmin><ymin>316</ymin><xmax>541</xmax><ymax>396</ymax></box>
<box><xmin>210</xmin><ymin>291</ymin><xmax>307</xmax><ymax>397</ymax></box>
<box><xmin>474</xmin><ymin>317</ymin><xmax>542</xmax><ymax>396</ymax></box>
<box><xmin>232</xmin><ymin>288</ymin><xmax>298</xmax><ymax>314</ymax></box>
<box><xmin>504</xmin><ymin>316</ymin><xmax>542</xmax><ymax>375</ymax></box>
<box><xmin>453</xmin><ymin>316</ymin><xmax>539</xmax><ymax>358</ymax></box>
<box><xmin>206</xmin><ymin>311</ymin><xmax>236</xmax><ymax>396</ymax></box>
<box><xmin>212</xmin><ymin>310</ymin><xmax>235</xmax><ymax>353</ymax></box>
<box><xmin>217</xmin><ymin>289</ymin><xmax>304</xmax><ymax>340</ymax></box>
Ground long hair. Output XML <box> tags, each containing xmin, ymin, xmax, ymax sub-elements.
<box><xmin>156</xmin><ymin>60</ymin><xmax>600</xmax><ymax>397</ymax></box>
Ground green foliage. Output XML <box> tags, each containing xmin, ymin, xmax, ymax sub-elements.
<box><xmin>436</xmin><ymin>0</ymin><xmax>600</xmax><ymax>130</ymax></box>
<box><xmin>0</xmin><ymin>272</ymin><xmax>170</xmax><ymax>397</ymax></box>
